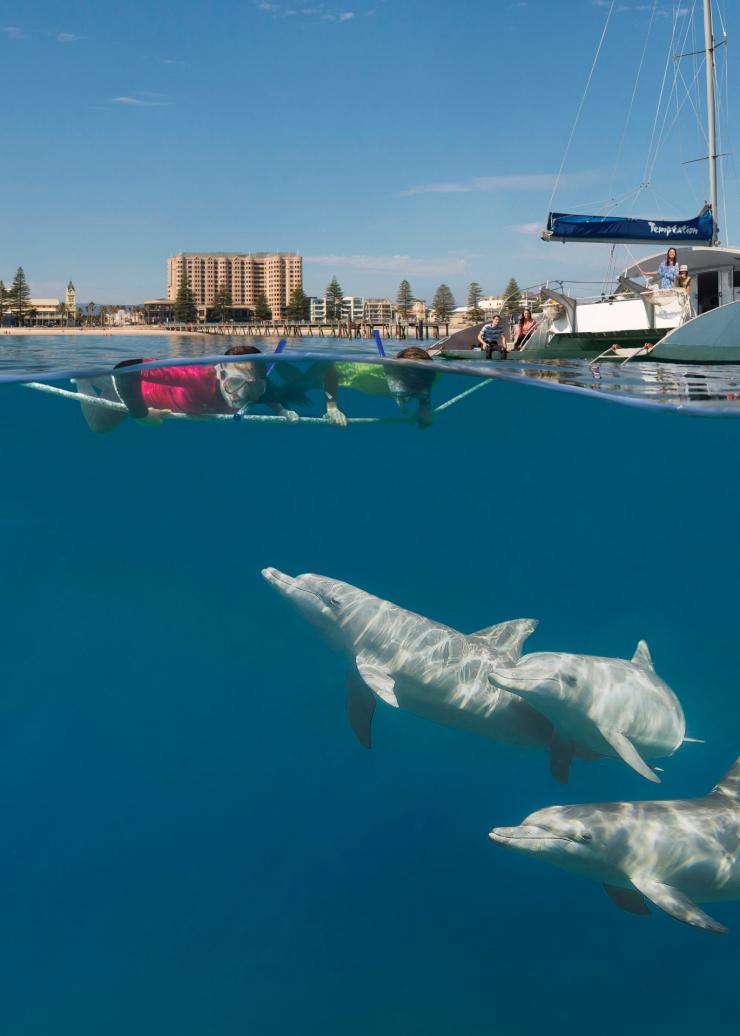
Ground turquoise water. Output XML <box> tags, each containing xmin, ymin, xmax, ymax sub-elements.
<box><xmin>1</xmin><ymin>337</ymin><xmax>739</xmax><ymax>1033</ymax></box>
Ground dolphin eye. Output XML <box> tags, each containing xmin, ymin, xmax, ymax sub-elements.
<box><xmin>580</xmin><ymin>833</ymin><xmax>593</xmax><ymax>842</ymax></box>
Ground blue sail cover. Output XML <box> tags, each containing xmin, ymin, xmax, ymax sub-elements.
<box><xmin>543</xmin><ymin>205</ymin><xmax>714</xmax><ymax>245</ymax></box>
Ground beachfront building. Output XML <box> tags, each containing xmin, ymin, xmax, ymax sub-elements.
<box><xmin>308</xmin><ymin>296</ymin><xmax>394</xmax><ymax>325</ymax></box>
<box><xmin>309</xmin><ymin>295</ymin><xmax>365</xmax><ymax>323</ymax></box>
<box><xmin>364</xmin><ymin>298</ymin><xmax>393</xmax><ymax>324</ymax></box>
<box><xmin>167</xmin><ymin>252</ymin><xmax>302</xmax><ymax>321</ymax></box>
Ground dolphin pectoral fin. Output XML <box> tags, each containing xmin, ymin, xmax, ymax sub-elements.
<box><xmin>345</xmin><ymin>671</ymin><xmax>376</xmax><ymax>749</ymax></box>
<box><xmin>600</xmin><ymin>729</ymin><xmax>660</xmax><ymax>783</ymax></box>
<box><xmin>631</xmin><ymin>640</ymin><xmax>655</xmax><ymax>671</ymax></box>
<box><xmin>602</xmin><ymin>884</ymin><xmax>650</xmax><ymax>916</ymax></box>
<box><xmin>629</xmin><ymin>876</ymin><xmax>729</xmax><ymax>934</ymax></box>
<box><xmin>549</xmin><ymin>736</ymin><xmax>574</xmax><ymax>785</ymax></box>
<box><xmin>356</xmin><ymin>661</ymin><xmax>399</xmax><ymax>708</ymax></box>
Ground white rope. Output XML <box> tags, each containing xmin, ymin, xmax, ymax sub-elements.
<box><xmin>546</xmin><ymin>0</ymin><xmax>615</xmax><ymax>215</ymax></box>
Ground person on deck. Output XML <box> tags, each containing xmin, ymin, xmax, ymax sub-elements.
<box><xmin>640</xmin><ymin>247</ymin><xmax>679</xmax><ymax>289</ymax></box>
<box><xmin>477</xmin><ymin>314</ymin><xmax>508</xmax><ymax>359</ymax></box>
<box><xmin>512</xmin><ymin>308</ymin><xmax>537</xmax><ymax>351</ymax></box>
<box><xmin>675</xmin><ymin>264</ymin><xmax>692</xmax><ymax>291</ymax></box>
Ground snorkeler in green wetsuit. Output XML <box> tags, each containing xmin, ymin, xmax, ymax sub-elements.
<box><xmin>324</xmin><ymin>347</ymin><xmax>438</xmax><ymax>428</ymax></box>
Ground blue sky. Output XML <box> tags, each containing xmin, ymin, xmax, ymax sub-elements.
<box><xmin>0</xmin><ymin>0</ymin><xmax>737</xmax><ymax>303</ymax></box>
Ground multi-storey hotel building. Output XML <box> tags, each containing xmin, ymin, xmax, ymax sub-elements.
<box><xmin>167</xmin><ymin>252</ymin><xmax>302</xmax><ymax>319</ymax></box>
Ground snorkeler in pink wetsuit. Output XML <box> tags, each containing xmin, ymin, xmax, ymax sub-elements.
<box><xmin>112</xmin><ymin>345</ymin><xmax>297</xmax><ymax>420</ymax></box>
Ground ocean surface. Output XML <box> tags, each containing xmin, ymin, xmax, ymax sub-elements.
<box><xmin>1</xmin><ymin>333</ymin><xmax>739</xmax><ymax>1034</ymax></box>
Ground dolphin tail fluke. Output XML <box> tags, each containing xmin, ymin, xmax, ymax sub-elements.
<box><xmin>74</xmin><ymin>377</ymin><xmax>128</xmax><ymax>435</ymax></box>
<box><xmin>629</xmin><ymin>875</ymin><xmax>729</xmax><ymax>934</ymax></box>
<box><xmin>346</xmin><ymin>671</ymin><xmax>376</xmax><ymax>749</ymax></box>
<box><xmin>549</xmin><ymin>736</ymin><xmax>574</xmax><ymax>785</ymax></box>
<box><xmin>602</xmin><ymin>884</ymin><xmax>650</xmax><ymax>916</ymax></box>
<box><xmin>600</xmin><ymin>728</ymin><xmax>660</xmax><ymax>783</ymax></box>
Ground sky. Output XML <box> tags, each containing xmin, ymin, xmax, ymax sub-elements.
<box><xmin>0</xmin><ymin>0</ymin><xmax>738</xmax><ymax>304</ymax></box>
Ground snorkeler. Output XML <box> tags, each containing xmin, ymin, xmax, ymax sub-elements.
<box><xmin>323</xmin><ymin>347</ymin><xmax>437</xmax><ymax>429</ymax></box>
<box><xmin>111</xmin><ymin>345</ymin><xmax>299</xmax><ymax>423</ymax></box>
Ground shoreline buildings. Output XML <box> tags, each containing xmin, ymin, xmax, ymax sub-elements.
<box><xmin>167</xmin><ymin>252</ymin><xmax>302</xmax><ymax>320</ymax></box>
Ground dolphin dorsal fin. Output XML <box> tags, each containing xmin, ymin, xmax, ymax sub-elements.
<box><xmin>711</xmin><ymin>756</ymin><xmax>740</xmax><ymax>801</ymax></box>
<box><xmin>471</xmin><ymin>619</ymin><xmax>539</xmax><ymax>663</ymax></box>
<box><xmin>631</xmin><ymin>640</ymin><xmax>654</xmax><ymax>671</ymax></box>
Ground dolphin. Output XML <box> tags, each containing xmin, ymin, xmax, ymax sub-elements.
<box><xmin>489</xmin><ymin>755</ymin><xmax>740</xmax><ymax>934</ymax></box>
<box><xmin>262</xmin><ymin>568</ymin><xmax>596</xmax><ymax>778</ymax></box>
<box><xmin>488</xmin><ymin>641</ymin><xmax>686</xmax><ymax>782</ymax></box>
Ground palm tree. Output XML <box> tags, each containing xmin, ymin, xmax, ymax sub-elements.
<box><xmin>56</xmin><ymin>301</ymin><xmax>67</xmax><ymax>327</ymax></box>
<box><xmin>86</xmin><ymin>301</ymin><xmax>96</xmax><ymax>327</ymax></box>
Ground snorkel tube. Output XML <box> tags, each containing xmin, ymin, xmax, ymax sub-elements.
<box><xmin>373</xmin><ymin>329</ymin><xmax>386</xmax><ymax>357</ymax></box>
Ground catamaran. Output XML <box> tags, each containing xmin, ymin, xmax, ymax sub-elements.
<box><xmin>444</xmin><ymin>0</ymin><xmax>740</xmax><ymax>363</ymax></box>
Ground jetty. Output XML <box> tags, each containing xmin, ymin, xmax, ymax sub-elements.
<box><xmin>157</xmin><ymin>321</ymin><xmax>449</xmax><ymax>340</ymax></box>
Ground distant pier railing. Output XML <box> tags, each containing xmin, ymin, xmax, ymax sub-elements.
<box><xmin>153</xmin><ymin>321</ymin><xmax>449</xmax><ymax>340</ymax></box>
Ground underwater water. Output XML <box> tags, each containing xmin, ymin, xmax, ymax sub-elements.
<box><xmin>1</xmin><ymin>341</ymin><xmax>739</xmax><ymax>1034</ymax></box>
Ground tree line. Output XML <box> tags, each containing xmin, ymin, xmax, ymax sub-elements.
<box><xmin>164</xmin><ymin>272</ymin><xmax>534</xmax><ymax>327</ymax></box>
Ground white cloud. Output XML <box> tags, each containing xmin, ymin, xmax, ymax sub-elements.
<box><xmin>57</xmin><ymin>32</ymin><xmax>85</xmax><ymax>42</ymax></box>
<box><xmin>111</xmin><ymin>94</ymin><xmax>170</xmax><ymax>107</ymax></box>
<box><xmin>402</xmin><ymin>169</ymin><xmax>601</xmax><ymax>197</ymax></box>
<box><xmin>509</xmin><ymin>222</ymin><xmax>543</xmax><ymax>236</ymax></box>
<box><xmin>256</xmin><ymin>2</ymin><xmax>357</xmax><ymax>21</ymax></box>
<box><xmin>2</xmin><ymin>26</ymin><xmax>25</xmax><ymax>39</ymax></box>
<box><xmin>305</xmin><ymin>253</ymin><xmax>473</xmax><ymax>277</ymax></box>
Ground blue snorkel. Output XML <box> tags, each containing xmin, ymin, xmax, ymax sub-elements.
<box><xmin>373</xmin><ymin>329</ymin><xmax>386</xmax><ymax>357</ymax></box>
<box><xmin>233</xmin><ymin>339</ymin><xmax>287</xmax><ymax>420</ymax></box>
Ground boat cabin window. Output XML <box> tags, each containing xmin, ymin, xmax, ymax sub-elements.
<box><xmin>697</xmin><ymin>270</ymin><xmax>720</xmax><ymax>314</ymax></box>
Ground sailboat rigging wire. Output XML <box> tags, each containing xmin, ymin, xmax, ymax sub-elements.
<box><xmin>606</xmin><ymin>0</ymin><xmax>659</xmax><ymax>213</ymax></box>
<box><xmin>645</xmin><ymin>22</ymin><xmax>708</xmax><ymax>187</ymax></box>
<box><xmin>648</xmin><ymin>58</ymin><xmax>710</xmax><ymax>184</ymax></box>
<box><xmin>641</xmin><ymin>4</ymin><xmax>687</xmax><ymax>186</ymax></box>
<box><xmin>546</xmin><ymin>0</ymin><xmax>615</xmax><ymax>215</ymax></box>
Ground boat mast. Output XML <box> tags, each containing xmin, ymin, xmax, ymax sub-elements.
<box><xmin>703</xmin><ymin>0</ymin><xmax>719</xmax><ymax>245</ymax></box>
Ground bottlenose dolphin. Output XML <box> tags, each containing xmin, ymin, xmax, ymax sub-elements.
<box><xmin>489</xmin><ymin>756</ymin><xmax>740</xmax><ymax>934</ymax></box>
<box><xmin>488</xmin><ymin>641</ymin><xmax>685</xmax><ymax>782</ymax></box>
<box><xmin>262</xmin><ymin>568</ymin><xmax>592</xmax><ymax>776</ymax></box>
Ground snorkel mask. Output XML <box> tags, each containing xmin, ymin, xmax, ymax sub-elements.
<box><xmin>215</xmin><ymin>361</ymin><xmax>267</xmax><ymax>410</ymax></box>
<box><xmin>385</xmin><ymin>368</ymin><xmax>433</xmax><ymax>413</ymax></box>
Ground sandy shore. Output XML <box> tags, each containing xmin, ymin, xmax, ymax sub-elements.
<box><xmin>1</xmin><ymin>326</ymin><xmax>206</xmax><ymax>336</ymax></box>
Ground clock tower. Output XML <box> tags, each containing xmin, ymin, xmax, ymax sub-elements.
<box><xmin>65</xmin><ymin>281</ymin><xmax>76</xmax><ymax>322</ymax></box>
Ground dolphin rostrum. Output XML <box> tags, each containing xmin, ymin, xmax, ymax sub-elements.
<box><xmin>489</xmin><ymin>756</ymin><xmax>740</xmax><ymax>934</ymax></box>
<box><xmin>262</xmin><ymin>568</ymin><xmax>570</xmax><ymax>767</ymax></box>
<box><xmin>488</xmin><ymin>641</ymin><xmax>686</xmax><ymax>782</ymax></box>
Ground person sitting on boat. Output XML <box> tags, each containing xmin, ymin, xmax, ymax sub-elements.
<box><xmin>477</xmin><ymin>315</ymin><xmax>507</xmax><ymax>359</ymax></box>
<box><xmin>512</xmin><ymin>309</ymin><xmax>537</xmax><ymax>351</ymax></box>
<box><xmin>112</xmin><ymin>345</ymin><xmax>299</xmax><ymax>422</ymax></box>
<box><xmin>639</xmin><ymin>246</ymin><xmax>679</xmax><ymax>289</ymax></box>
<box><xmin>323</xmin><ymin>347</ymin><xmax>438</xmax><ymax>429</ymax></box>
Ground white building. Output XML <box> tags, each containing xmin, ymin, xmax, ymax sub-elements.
<box><xmin>309</xmin><ymin>295</ymin><xmax>393</xmax><ymax>324</ymax></box>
